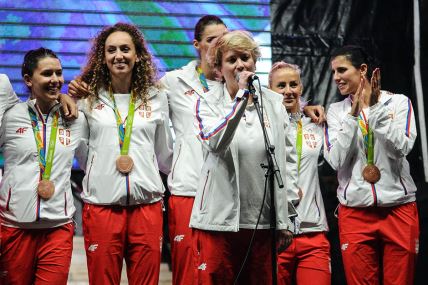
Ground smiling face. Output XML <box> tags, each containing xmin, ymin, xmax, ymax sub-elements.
<box><xmin>24</xmin><ymin>56</ymin><xmax>64</xmax><ymax>108</ymax></box>
<box><xmin>104</xmin><ymin>31</ymin><xmax>139</xmax><ymax>80</ymax></box>
<box><xmin>194</xmin><ymin>24</ymin><xmax>228</xmax><ymax>64</ymax></box>
<box><xmin>270</xmin><ymin>67</ymin><xmax>303</xmax><ymax>113</ymax></box>
<box><xmin>219</xmin><ymin>49</ymin><xmax>255</xmax><ymax>91</ymax></box>
<box><xmin>331</xmin><ymin>55</ymin><xmax>367</xmax><ymax>96</ymax></box>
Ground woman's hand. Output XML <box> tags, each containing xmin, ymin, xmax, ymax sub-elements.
<box><xmin>277</xmin><ymin>229</ymin><xmax>293</xmax><ymax>253</ymax></box>
<box><xmin>237</xmin><ymin>71</ymin><xmax>254</xmax><ymax>91</ymax></box>
<box><xmin>68</xmin><ymin>78</ymin><xmax>90</xmax><ymax>98</ymax></box>
<box><xmin>369</xmin><ymin>68</ymin><xmax>381</xmax><ymax>107</ymax></box>
<box><xmin>59</xmin><ymin>94</ymin><xmax>78</xmax><ymax>120</ymax></box>
<box><xmin>303</xmin><ymin>105</ymin><xmax>326</xmax><ymax>124</ymax></box>
<box><xmin>349</xmin><ymin>76</ymin><xmax>365</xmax><ymax>117</ymax></box>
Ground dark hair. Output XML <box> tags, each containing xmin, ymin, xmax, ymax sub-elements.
<box><xmin>21</xmin><ymin>47</ymin><xmax>59</xmax><ymax>77</ymax></box>
<box><xmin>80</xmin><ymin>22</ymin><xmax>157</xmax><ymax>108</ymax></box>
<box><xmin>194</xmin><ymin>15</ymin><xmax>226</xmax><ymax>42</ymax></box>
<box><xmin>331</xmin><ymin>45</ymin><xmax>377</xmax><ymax>79</ymax></box>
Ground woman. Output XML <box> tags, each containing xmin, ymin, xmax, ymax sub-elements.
<box><xmin>325</xmin><ymin>45</ymin><xmax>419</xmax><ymax>285</ymax></box>
<box><xmin>77</xmin><ymin>23</ymin><xmax>173</xmax><ymax>285</ymax></box>
<box><xmin>0</xmin><ymin>47</ymin><xmax>87</xmax><ymax>284</ymax></box>
<box><xmin>269</xmin><ymin>62</ymin><xmax>330</xmax><ymax>285</ymax></box>
<box><xmin>160</xmin><ymin>15</ymin><xmax>227</xmax><ymax>285</ymax></box>
<box><xmin>191</xmin><ymin>30</ymin><xmax>295</xmax><ymax>285</ymax></box>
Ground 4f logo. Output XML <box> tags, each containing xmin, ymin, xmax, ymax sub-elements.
<box><xmin>16</xmin><ymin>127</ymin><xmax>28</xmax><ymax>134</ymax></box>
<box><xmin>58</xmin><ymin>128</ymin><xmax>71</xmax><ymax>146</ymax></box>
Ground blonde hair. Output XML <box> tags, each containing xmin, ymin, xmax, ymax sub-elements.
<box><xmin>207</xmin><ymin>30</ymin><xmax>261</xmax><ymax>71</ymax></box>
<box><xmin>268</xmin><ymin>61</ymin><xmax>301</xmax><ymax>87</ymax></box>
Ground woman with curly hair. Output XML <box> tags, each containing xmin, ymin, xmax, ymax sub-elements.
<box><xmin>77</xmin><ymin>23</ymin><xmax>173</xmax><ymax>285</ymax></box>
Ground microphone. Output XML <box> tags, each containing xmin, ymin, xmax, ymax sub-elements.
<box><xmin>235</xmin><ymin>73</ymin><xmax>259</xmax><ymax>84</ymax></box>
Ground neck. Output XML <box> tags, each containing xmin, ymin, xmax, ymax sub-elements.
<box><xmin>111</xmin><ymin>76</ymin><xmax>131</xmax><ymax>94</ymax></box>
<box><xmin>200</xmin><ymin>60</ymin><xmax>215</xmax><ymax>80</ymax></box>
<box><xmin>226</xmin><ymin>83</ymin><xmax>239</xmax><ymax>100</ymax></box>
<box><xmin>36</xmin><ymin>99</ymin><xmax>56</xmax><ymax>114</ymax></box>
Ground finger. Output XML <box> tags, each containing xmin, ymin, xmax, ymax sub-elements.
<box><xmin>62</xmin><ymin>101</ymin><xmax>70</xmax><ymax>116</ymax></box>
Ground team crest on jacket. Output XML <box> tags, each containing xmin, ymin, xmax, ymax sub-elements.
<box><xmin>139</xmin><ymin>103</ymin><xmax>152</xmax><ymax>118</ymax></box>
<box><xmin>184</xmin><ymin>89</ymin><xmax>195</xmax><ymax>96</ymax></box>
<box><xmin>94</xmin><ymin>103</ymin><xmax>105</xmax><ymax>110</ymax></box>
<box><xmin>304</xmin><ymin>133</ymin><xmax>318</xmax><ymax>148</ymax></box>
<box><xmin>58</xmin><ymin>128</ymin><xmax>71</xmax><ymax>146</ymax></box>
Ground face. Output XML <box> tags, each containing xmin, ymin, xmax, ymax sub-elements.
<box><xmin>220</xmin><ymin>49</ymin><xmax>255</xmax><ymax>88</ymax></box>
<box><xmin>331</xmin><ymin>55</ymin><xmax>366</xmax><ymax>96</ymax></box>
<box><xmin>193</xmin><ymin>24</ymin><xmax>228</xmax><ymax>63</ymax></box>
<box><xmin>104</xmin><ymin>31</ymin><xmax>139</xmax><ymax>79</ymax></box>
<box><xmin>270</xmin><ymin>67</ymin><xmax>303</xmax><ymax>113</ymax></box>
<box><xmin>24</xmin><ymin>57</ymin><xmax>64</xmax><ymax>105</ymax></box>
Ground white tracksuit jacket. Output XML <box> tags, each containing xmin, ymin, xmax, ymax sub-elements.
<box><xmin>324</xmin><ymin>91</ymin><xmax>417</xmax><ymax>207</ymax></box>
<box><xmin>0</xmin><ymin>100</ymin><xmax>87</xmax><ymax>228</ymax></box>
<box><xmin>288</xmin><ymin>115</ymin><xmax>328</xmax><ymax>234</ymax></box>
<box><xmin>0</xmin><ymin>74</ymin><xmax>20</xmax><ymax>124</ymax></box>
<box><xmin>79</xmin><ymin>87</ymin><xmax>173</xmax><ymax>206</ymax></box>
<box><xmin>161</xmin><ymin>60</ymin><xmax>222</xmax><ymax>197</ymax></box>
<box><xmin>190</xmin><ymin>84</ymin><xmax>295</xmax><ymax>232</ymax></box>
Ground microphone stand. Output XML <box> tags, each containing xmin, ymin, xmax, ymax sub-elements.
<box><xmin>249</xmin><ymin>81</ymin><xmax>284</xmax><ymax>285</ymax></box>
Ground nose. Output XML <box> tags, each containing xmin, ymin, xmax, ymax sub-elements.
<box><xmin>115</xmin><ymin>50</ymin><xmax>124</xmax><ymax>59</ymax></box>
<box><xmin>236</xmin><ymin>58</ymin><xmax>245</xmax><ymax>71</ymax></box>
<box><xmin>333</xmin><ymin>70</ymin><xmax>340</xmax><ymax>82</ymax></box>
<box><xmin>51</xmin><ymin>73</ymin><xmax>59</xmax><ymax>83</ymax></box>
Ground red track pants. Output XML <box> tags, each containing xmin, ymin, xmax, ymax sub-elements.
<box><xmin>193</xmin><ymin>228</ymin><xmax>272</xmax><ymax>285</ymax></box>
<box><xmin>82</xmin><ymin>202</ymin><xmax>163</xmax><ymax>285</ymax></box>
<box><xmin>339</xmin><ymin>202</ymin><xmax>419</xmax><ymax>285</ymax></box>
<box><xmin>0</xmin><ymin>223</ymin><xmax>74</xmax><ymax>285</ymax></box>
<box><xmin>168</xmin><ymin>195</ymin><xmax>195</xmax><ymax>285</ymax></box>
<box><xmin>278</xmin><ymin>231</ymin><xmax>331</xmax><ymax>285</ymax></box>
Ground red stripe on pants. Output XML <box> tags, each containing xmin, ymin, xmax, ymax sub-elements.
<box><xmin>82</xmin><ymin>202</ymin><xmax>163</xmax><ymax>285</ymax></box>
<box><xmin>193</xmin><ymin>228</ymin><xmax>272</xmax><ymax>285</ymax></box>
<box><xmin>278</xmin><ymin>232</ymin><xmax>331</xmax><ymax>285</ymax></box>
<box><xmin>168</xmin><ymin>195</ymin><xmax>195</xmax><ymax>285</ymax></box>
<box><xmin>0</xmin><ymin>223</ymin><xmax>74</xmax><ymax>285</ymax></box>
<box><xmin>339</xmin><ymin>202</ymin><xmax>419</xmax><ymax>285</ymax></box>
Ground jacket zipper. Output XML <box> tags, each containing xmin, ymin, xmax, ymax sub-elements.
<box><xmin>171</xmin><ymin>144</ymin><xmax>182</xmax><ymax>180</ymax></box>
<box><xmin>200</xmin><ymin>170</ymin><xmax>210</xmax><ymax>210</ymax></box>
<box><xmin>6</xmin><ymin>187</ymin><xmax>11</xmax><ymax>211</ymax></box>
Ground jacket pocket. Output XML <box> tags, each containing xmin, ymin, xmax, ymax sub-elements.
<box><xmin>86</xmin><ymin>153</ymin><xmax>96</xmax><ymax>195</ymax></box>
<box><xmin>199</xmin><ymin>170</ymin><xmax>210</xmax><ymax>211</ymax></box>
<box><xmin>6</xmin><ymin>187</ymin><xmax>12</xmax><ymax>211</ymax></box>
<box><xmin>171</xmin><ymin>143</ymin><xmax>182</xmax><ymax>180</ymax></box>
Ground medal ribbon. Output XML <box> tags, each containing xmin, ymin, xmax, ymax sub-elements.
<box><xmin>28</xmin><ymin>107</ymin><xmax>59</xmax><ymax>180</ymax></box>
<box><xmin>296</xmin><ymin>119</ymin><xmax>303</xmax><ymax>174</ymax></box>
<box><xmin>109</xmin><ymin>87</ymin><xmax>136</xmax><ymax>155</ymax></box>
<box><xmin>357</xmin><ymin>110</ymin><xmax>374</xmax><ymax>164</ymax></box>
<box><xmin>196</xmin><ymin>66</ymin><xmax>209</xmax><ymax>92</ymax></box>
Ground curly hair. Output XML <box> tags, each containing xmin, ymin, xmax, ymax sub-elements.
<box><xmin>80</xmin><ymin>22</ymin><xmax>157</xmax><ymax>108</ymax></box>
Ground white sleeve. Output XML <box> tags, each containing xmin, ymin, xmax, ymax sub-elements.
<box><xmin>323</xmin><ymin>106</ymin><xmax>359</xmax><ymax>170</ymax></box>
<box><xmin>154</xmin><ymin>92</ymin><xmax>173</xmax><ymax>175</ymax></box>
<box><xmin>194</xmin><ymin>89</ymin><xmax>248</xmax><ymax>154</ymax></box>
<box><xmin>369</xmin><ymin>95</ymin><xmax>416</xmax><ymax>158</ymax></box>
<box><xmin>0</xmin><ymin>74</ymin><xmax>20</xmax><ymax>126</ymax></box>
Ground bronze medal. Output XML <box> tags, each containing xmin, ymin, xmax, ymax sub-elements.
<box><xmin>37</xmin><ymin>180</ymin><xmax>55</xmax><ymax>200</ymax></box>
<box><xmin>116</xmin><ymin>154</ymin><xmax>134</xmax><ymax>174</ymax></box>
<box><xmin>362</xmin><ymin>164</ymin><xmax>381</xmax><ymax>184</ymax></box>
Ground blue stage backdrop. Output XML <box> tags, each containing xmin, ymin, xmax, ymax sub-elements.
<box><xmin>0</xmin><ymin>0</ymin><xmax>271</xmax><ymax>167</ymax></box>
<box><xmin>0</xmin><ymin>0</ymin><xmax>271</xmax><ymax>99</ymax></box>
